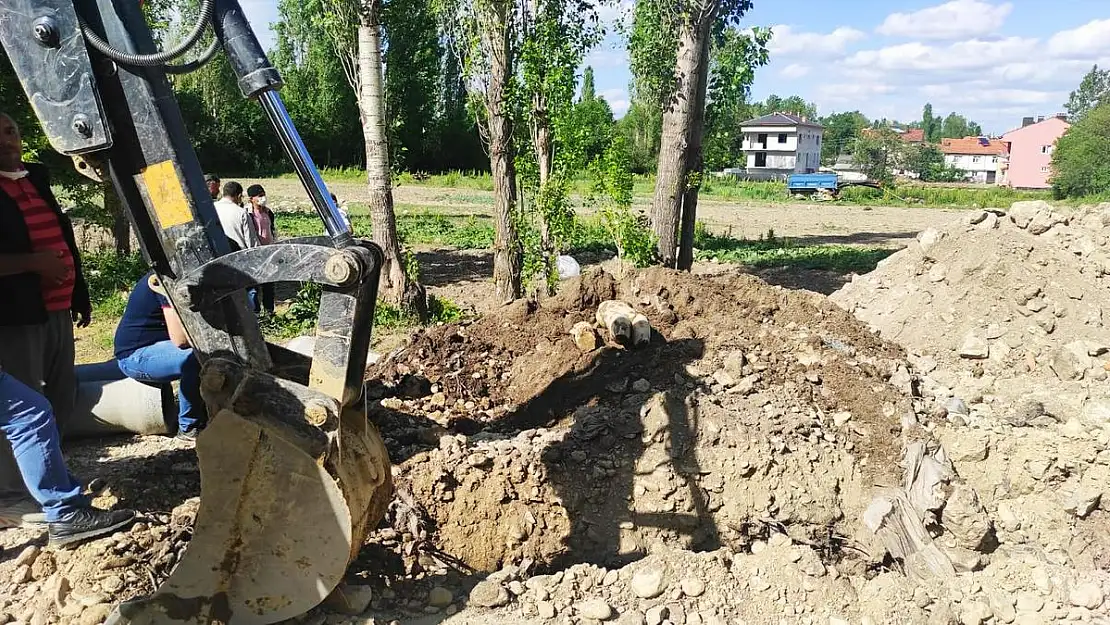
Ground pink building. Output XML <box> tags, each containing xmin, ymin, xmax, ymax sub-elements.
<box><xmin>1001</xmin><ymin>115</ymin><xmax>1071</xmax><ymax>189</ymax></box>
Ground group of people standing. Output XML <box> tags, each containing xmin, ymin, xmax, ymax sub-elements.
<box><xmin>206</xmin><ymin>173</ymin><xmax>278</xmax><ymax>314</ymax></box>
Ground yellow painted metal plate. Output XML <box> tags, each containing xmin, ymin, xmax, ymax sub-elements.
<box><xmin>141</xmin><ymin>160</ymin><xmax>192</xmax><ymax>229</ymax></box>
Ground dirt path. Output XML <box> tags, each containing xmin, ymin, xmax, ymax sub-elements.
<box><xmin>244</xmin><ymin>178</ymin><xmax>962</xmax><ymax>248</ymax></box>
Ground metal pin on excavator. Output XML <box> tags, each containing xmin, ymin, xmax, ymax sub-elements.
<box><xmin>0</xmin><ymin>0</ymin><xmax>393</xmax><ymax>622</ymax></box>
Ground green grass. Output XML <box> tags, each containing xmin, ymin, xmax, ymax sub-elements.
<box><xmin>694</xmin><ymin>227</ymin><xmax>893</xmax><ymax>274</ymax></box>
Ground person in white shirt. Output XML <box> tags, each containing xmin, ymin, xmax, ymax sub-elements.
<box><xmin>212</xmin><ymin>181</ymin><xmax>258</xmax><ymax>252</ymax></box>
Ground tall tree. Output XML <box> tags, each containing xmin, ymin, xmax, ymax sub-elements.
<box><xmin>753</xmin><ymin>94</ymin><xmax>816</xmax><ymax>120</ymax></box>
<box><xmin>939</xmin><ymin>112</ymin><xmax>980</xmax><ymax>139</ymax></box>
<box><xmin>1066</xmin><ymin>65</ymin><xmax>1110</xmax><ymax>123</ymax></box>
<box><xmin>303</xmin><ymin>0</ymin><xmax>419</xmax><ymax>309</ymax></box>
<box><xmin>852</xmin><ymin>127</ymin><xmax>903</xmax><ymax>186</ymax></box>
<box><xmin>819</xmin><ymin>110</ymin><xmax>868</xmax><ymax>164</ymax></box>
<box><xmin>383</xmin><ymin>0</ymin><xmax>443</xmax><ymax>170</ymax></box>
<box><xmin>632</xmin><ymin>0</ymin><xmax>766</xmax><ymax>268</ymax></box>
<box><xmin>921</xmin><ymin>103</ymin><xmax>941</xmax><ymax>142</ymax></box>
<box><xmin>519</xmin><ymin>0</ymin><xmax>601</xmax><ymax>291</ymax></box>
<box><xmin>437</xmin><ymin>0</ymin><xmax>523</xmax><ymax>300</ymax></box>
<box><xmin>1051</xmin><ymin>100</ymin><xmax>1110</xmax><ymax>198</ymax></box>
<box><xmin>702</xmin><ymin>27</ymin><xmax>769</xmax><ymax>171</ymax></box>
<box><xmin>572</xmin><ymin>67</ymin><xmax>616</xmax><ymax>164</ymax></box>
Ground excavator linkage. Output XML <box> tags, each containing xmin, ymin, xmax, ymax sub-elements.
<box><xmin>0</xmin><ymin>0</ymin><xmax>394</xmax><ymax>622</ymax></box>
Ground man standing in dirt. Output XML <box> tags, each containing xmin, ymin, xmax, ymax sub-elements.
<box><xmin>1</xmin><ymin>369</ymin><xmax>136</xmax><ymax>545</ymax></box>
<box><xmin>0</xmin><ymin>112</ymin><xmax>92</xmax><ymax>521</ymax></box>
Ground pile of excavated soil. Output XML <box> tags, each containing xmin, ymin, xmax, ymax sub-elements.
<box><xmin>4</xmin><ymin>262</ymin><xmax>1110</xmax><ymax>625</ymax></box>
<box><xmin>832</xmin><ymin>201</ymin><xmax>1110</xmax><ymax>424</ymax></box>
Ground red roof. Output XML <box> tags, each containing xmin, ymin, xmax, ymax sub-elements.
<box><xmin>902</xmin><ymin>129</ymin><xmax>925</xmax><ymax>143</ymax></box>
<box><xmin>939</xmin><ymin>137</ymin><xmax>1007</xmax><ymax>156</ymax></box>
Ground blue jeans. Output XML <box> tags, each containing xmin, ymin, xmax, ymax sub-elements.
<box><xmin>0</xmin><ymin>371</ymin><xmax>87</xmax><ymax>521</ymax></box>
<box><xmin>117</xmin><ymin>341</ymin><xmax>206</xmax><ymax>432</ymax></box>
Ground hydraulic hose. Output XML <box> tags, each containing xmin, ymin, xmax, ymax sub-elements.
<box><xmin>164</xmin><ymin>39</ymin><xmax>222</xmax><ymax>74</ymax></box>
<box><xmin>77</xmin><ymin>0</ymin><xmax>214</xmax><ymax>67</ymax></box>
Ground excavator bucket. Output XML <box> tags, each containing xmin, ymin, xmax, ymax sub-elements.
<box><xmin>106</xmin><ymin>360</ymin><xmax>393</xmax><ymax>625</ymax></box>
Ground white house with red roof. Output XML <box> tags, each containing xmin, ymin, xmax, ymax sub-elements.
<box><xmin>939</xmin><ymin>136</ymin><xmax>1008</xmax><ymax>184</ymax></box>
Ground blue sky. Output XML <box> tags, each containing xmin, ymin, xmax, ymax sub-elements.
<box><xmin>241</xmin><ymin>0</ymin><xmax>1110</xmax><ymax>135</ymax></box>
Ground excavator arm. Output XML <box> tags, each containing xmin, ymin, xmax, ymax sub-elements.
<box><xmin>0</xmin><ymin>0</ymin><xmax>393</xmax><ymax>623</ymax></box>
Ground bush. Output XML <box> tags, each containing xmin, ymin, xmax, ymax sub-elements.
<box><xmin>1052</xmin><ymin>101</ymin><xmax>1110</xmax><ymax>198</ymax></box>
<box><xmin>82</xmin><ymin>252</ymin><xmax>147</xmax><ymax>306</ymax></box>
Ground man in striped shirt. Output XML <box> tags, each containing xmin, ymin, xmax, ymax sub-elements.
<box><xmin>0</xmin><ymin>112</ymin><xmax>92</xmax><ymax>521</ymax></box>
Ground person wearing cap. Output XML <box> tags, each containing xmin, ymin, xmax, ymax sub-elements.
<box><xmin>246</xmin><ymin>184</ymin><xmax>276</xmax><ymax>314</ymax></box>
<box><xmin>204</xmin><ymin>173</ymin><xmax>220</xmax><ymax>200</ymax></box>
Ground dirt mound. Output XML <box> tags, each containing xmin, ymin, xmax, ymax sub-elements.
<box><xmin>365</xmin><ymin>267</ymin><xmax>912</xmax><ymax>576</ymax></box>
<box><xmin>832</xmin><ymin>201</ymin><xmax>1110</xmax><ymax>421</ymax></box>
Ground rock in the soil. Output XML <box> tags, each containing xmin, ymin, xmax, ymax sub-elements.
<box><xmin>1050</xmin><ymin>342</ymin><xmax>1094</xmax><ymax>380</ymax></box>
<box><xmin>577</xmin><ymin>599</ymin><xmax>613</xmax><ymax>621</ymax></box>
<box><xmin>616</xmin><ymin>610</ymin><xmax>646</xmax><ymax>625</ymax></box>
<box><xmin>631</xmin><ymin>568</ymin><xmax>667</xmax><ymax>599</ymax></box>
<box><xmin>711</xmin><ymin>369</ymin><xmax>736</xmax><ymax>388</ymax></box>
<box><xmin>723</xmin><ymin>351</ymin><xmax>746</xmax><ymax>377</ymax></box>
<box><xmin>958</xmin><ymin>334</ymin><xmax>990</xmax><ymax>359</ymax></box>
<box><xmin>1063</xmin><ymin>489</ymin><xmax>1101</xmax><ymax>518</ymax></box>
<box><xmin>943</xmin><ymin>484</ymin><xmax>991</xmax><ymax>549</ymax></box>
<box><xmin>571</xmin><ymin>322</ymin><xmax>600</xmax><ymax>352</ymax></box>
<box><xmin>322</xmin><ymin>582</ymin><xmax>374</xmax><ymax>615</ymax></box>
<box><xmin>959</xmin><ymin>600</ymin><xmax>992</xmax><ymax>625</ymax></box>
<box><xmin>632</xmin><ymin>378</ymin><xmax>651</xmax><ymax>393</ymax></box>
<box><xmin>1016</xmin><ymin>592</ymin><xmax>1044</xmax><ymax>613</ymax></box>
<box><xmin>645</xmin><ymin>605</ymin><xmax>668</xmax><ymax>625</ymax></box>
<box><xmin>427</xmin><ymin>586</ymin><xmax>453</xmax><ymax>608</ymax></box>
<box><xmin>13</xmin><ymin>547</ymin><xmax>39</xmax><ymax>569</ymax></box>
<box><xmin>1068</xmin><ymin>582</ymin><xmax>1103</xmax><ymax>609</ymax></box>
<box><xmin>77</xmin><ymin>604</ymin><xmax>113</xmax><ymax>625</ymax></box>
<box><xmin>537</xmin><ymin>601</ymin><xmax>557</xmax><ymax>619</ymax></box>
<box><xmin>10</xmin><ymin>565</ymin><xmax>30</xmax><ymax>585</ymax></box>
<box><xmin>918</xmin><ymin>228</ymin><xmax>944</xmax><ymax>254</ymax></box>
<box><xmin>469</xmin><ymin>580</ymin><xmax>510</xmax><ymax>608</ymax></box>
<box><xmin>680</xmin><ymin>577</ymin><xmax>705</xmax><ymax>598</ymax></box>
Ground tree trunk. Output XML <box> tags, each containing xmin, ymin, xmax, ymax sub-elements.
<box><xmin>105</xmin><ymin>184</ymin><xmax>131</xmax><ymax>256</ymax></box>
<box><xmin>359</xmin><ymin>0</ymin><xmax>425</xmax><ymax>316</ymax></box>
<box><xmin>676</xmin><ymin>23</ymin><xmax>712</xmax><ymax>271</ymax></box>
<box><xmin>483</xmin><ymin>3</ymin><xmax>523</xmax><ymax>302</ymax></box>
<box><xmin>650</xmin><ymin>3</ymin><xmax>714</xmax><ymax>269</ymax></box>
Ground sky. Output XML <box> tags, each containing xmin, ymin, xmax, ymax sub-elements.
<box><xmin>240</xmin><ymin>0</ymin><xmax>1110</xmax><ymax>135</ymax></box>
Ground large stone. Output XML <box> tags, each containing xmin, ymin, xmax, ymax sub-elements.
<box><xmin>469</xmin><ymin>580</ymin><xmax>511</xmax><ymax>608</ymax></box>
<box><xmin>680</xmin><ymin>577</ymin><xmax>705</xmax><ymax>597</ymax></box>
<box><xmin>571</xmin><ymin>322</ymin><xmax>600</xmax><ymax>352</ymax></box>
<box><xmin>959</xmin><ymin>600</ymin><xmax>993</xmax><ymax>625</ymax></box>
<box><xmin>918</xmin><ymin>228</ymin><xmax>944</xmax><ymax>256</ymax></box>
<box><xmin>322</xmin><ymin>583</ymin><xmax>374</xmax><ymax>615</ymax></box>
<box><xmin>1009</xmin><ymin>201</ymin><xmax>1058</xmax><ymax>232</ymax></box>
<box><xmin>943</xmin><ymin>484</ymin><xmax>992</xmax><ymax>549</ymax></box>
<box><xmin>1068</xmin><ymin>582</ymin><xmax>1103</xmax><ymax>609</ymax></box>
<box><xmin>1063</xmin><ymin>489</ymin><xmax>1102</xmax><ymax>518</ymax></box>
<box><xmin>1050</xmin><ymin>342</ymin><xmax>1094</xmax><ymax>381</ymax></box>
<box><xmin>958</xmin><ymin>333</ymin><xmax>990</xmax><ymax>359</ymax></box>
<box><xmin>630</xmin><ymin>567</ymin><xmax>666</xmax><ymax>599</ymax></box>
<box><xmin>76</xmin><ymin>604</ymin><xmax>113</xmax><ymax>625</ymax></box>
<box><xmin>577</xmin><ymin>599</ymin><xmax>613</xmax><ymax>621</ymax></box>
<box><xmin>427</xmin><ymin>586</ymin><xmax>453</xmax><ymax>608</ymax></box>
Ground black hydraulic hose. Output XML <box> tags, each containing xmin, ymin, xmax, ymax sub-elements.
<box><xmin>164</xmin><ymin>39</ymin><xmax>221</xmax><ymax>74</ymax></box>
<box><xmin>77</xmin><ymin>0</ymin><xmax>215</xmax><ymax>67</ymax></box>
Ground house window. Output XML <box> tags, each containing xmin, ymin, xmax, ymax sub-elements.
<box><xmin>1040</xmin><ymin>145</ymin><xmax>1053</xmax><ymax>154</ymax></box>
<box><xmin>1041</xmin><ymin>166</ymin><xmax>1050</xmax><ymax>173</ymax></box>
<box><xmin>817</xmin><ymin>136</ymin><xmax>821</xmax><ymax>146</ymax></box>
<box><xmin>778</xmin><ymin>133</ymin><xmax>788</xmax><ymax>144</ymax></box>
<box><xmin>972</xmin><ymin>156</ymin><xmax>981</xmax><ymax>163</ymax></box>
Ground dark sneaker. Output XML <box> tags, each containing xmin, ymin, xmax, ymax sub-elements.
<box><xmin>0</xmin><ymin>496</ymin><xmax>47</xmax><ymax>529</ymax></box>
<box><xmin>175</xmin><ymin>428</ymin><xmax>199</xmax><ymax>444</ymax></box>
<box><xmin>48</xmin><ymin>508</ymin><xmax>136</xmax><ymax>548</ymax></box>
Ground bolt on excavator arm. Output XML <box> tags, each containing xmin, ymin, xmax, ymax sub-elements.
<box><xmin>0</xmin><ymin>0</ymin><xmax>393</xmax><ymax>622</ymax></box>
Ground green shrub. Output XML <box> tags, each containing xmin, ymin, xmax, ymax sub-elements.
<box><xmin>82</xmin><ymin>251</ymin><xmax>147</xmax><ymax>307</ymax></box>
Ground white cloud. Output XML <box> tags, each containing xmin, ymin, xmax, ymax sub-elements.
<box><xmin>599</xmin><ymin>88</ymin><xmax>630</xmax><ymax>117</ymax></box>
<box><xmin>585</xmin><ymin>46</ymin><xmax>629</xmax><ymax>70</ymax></box>
<box><xmin>767</xmin><ymin>25</ymin><xmax>865</xmax><ymax>58</ymax></box>
<box><xmin>918</xmin><ymin>84</ymin><xmax>1062</xmax><ymax>107</ymax></box>
<box><xmin>843</xmin><ymin>37</ymin><xmax>1035</xmax><ymax>74</ymax></box>
<box><xmin>876</xmin><ymin>0</ymin><xmax>1013</xmax><ymax>41</ymax></box>
<box><xmin>1047</xmin><ymin>19</ymin><xmax>1110</xmax><ymax>60</ymax></box>
<box><xmin>780</xmin><ymin>63</ymin><xmax>811</xmax><ymax>79</ymax></box>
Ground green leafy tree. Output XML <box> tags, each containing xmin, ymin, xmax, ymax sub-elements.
<box><xmin>615</xmin><ymin>100</ymin><xmax>661</xmax><ymax>172</ymax></box>
<box><xmin>1066</xmin><ymin>65</ymin><xmax>1110</xmax><ymax>123</ymax></box>
<box><xmin>819</xmin><ymin>110</ymin><xmax>868</xmax><ymax>164</ymax></box>
<box><xmin>436</xmin><ymin>0</ymin><xmax>524</xmax><ymax>300</ymax></box>
<box><xmin>852</xmin><ymin>127</ymin><xmax>903</xmax><ymax>186</ymax></box>
<box><xmin>902</xmin><ymin>143</ymin><xmax>946</xmax><ymax>181</ymax></box>
<box><xmin>1051</xmin><ymin>101</ymin><xmax>1110</xmax><ymax>198</ymax></box>
<box><xmin>939</xmin><ymin>112</ymin><xmax>981</xmax><ymax>139</ymax></box>
<box><xmin>753</xmin><ymin>94</ymin><xmax>817</xmax><ymax>120</ymax></box>
<box><xmin>921</xmin><ymin>103</ymin><xmax>941</xmax><ymax>142</ymax></box>
<box><xmin>702</xmin><ymin>27</ymin><xmax>769</xmax><ymax>171</ymax></box>
<box><xmin>572</xmin><ymin>67</ymin><xmax>616</xmax><ymax>164</ymax></box>
<box><xmin>630</xmin><ymin>0</ymin><xmax>768</xmax><ymax>269</ymax></box>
